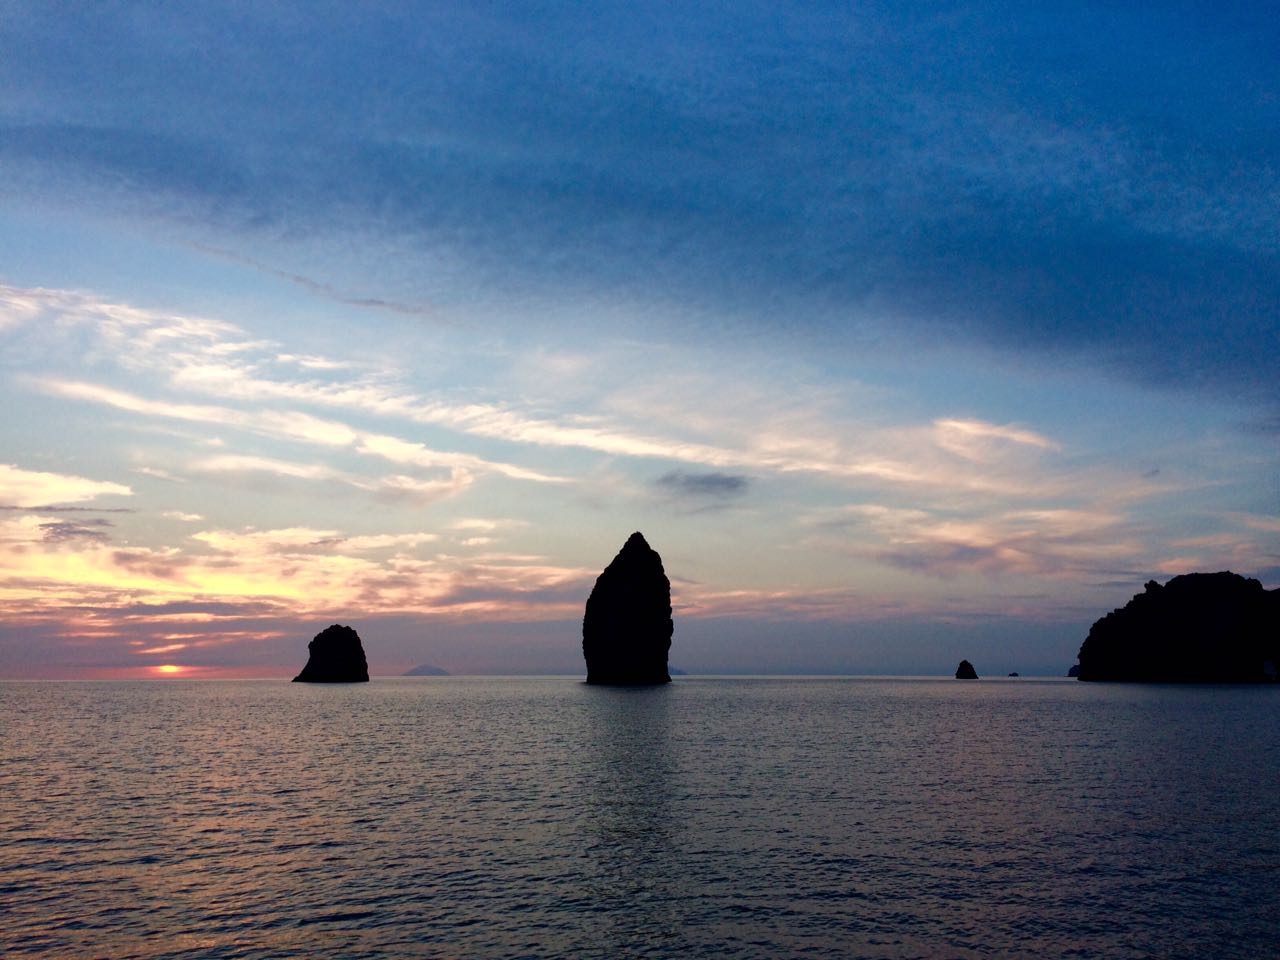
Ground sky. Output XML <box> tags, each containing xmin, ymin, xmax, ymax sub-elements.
<box><xmin>1</xmin><ymin>1</ymin><xmax>1276</xmax><ymax>679</ymax></box>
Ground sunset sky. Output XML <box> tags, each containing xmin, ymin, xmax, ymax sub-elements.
<box><xmin>2</xmin><ymin>2</ymin><xmax>1276</xmax><ymax>678</ymax></box>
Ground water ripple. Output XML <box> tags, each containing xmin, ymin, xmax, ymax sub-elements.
<box><xmin>2</xmin><ymin>678</ymin><xmax>1278</xmax><ymax>958</ymax></box>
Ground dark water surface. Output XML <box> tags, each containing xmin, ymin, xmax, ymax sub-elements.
<box><xmin>2</xmin><ymin>678</ymin><xmax>1278</xmax><ymax>959</ymax></box>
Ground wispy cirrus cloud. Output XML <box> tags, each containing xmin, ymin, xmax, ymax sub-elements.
<box><xmin>0</xmin><ymin>463</ymin><xmax>131</xmax><ymax>508</ymax></box>
<box><xmin>9</xmin><ymin>283</ymin><xmax>1082</xmax><ymax>498</ymax></box>
<box><xmin>189</xmin><ymin>453</ymin><xmax>473</xmax><ymax>503</ymax></box>
<box><xmin>6</xmin><ymin>281</ymin><xmax>1198</xmax><ymax>545</ymax></box>
<box><xmin>806</xmin><ymin>503</ymin><xmax>1144</xmax><ymax>580</ymax></box>
<box><xmin>34</xmin><ymin>378</ymin><xmax>564</xmax><ymax>490</ymax></box>
<box><xmin>933</xmin><ymin>418</ymin><xmax>1060</xmax><ymax>461</ymax></box>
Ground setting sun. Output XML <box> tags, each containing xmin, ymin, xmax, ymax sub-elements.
<box><xmin>153</xmin><ymin>664</ymin><xmax>184</xmax><ymax>675</ymax></box>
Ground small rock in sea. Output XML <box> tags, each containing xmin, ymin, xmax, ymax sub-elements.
<box><xmin>583</xmin><ymin>531</ymin><xmax>673</xmax><ymax>685</ymax></box>
<box><xmin>1008</xmin><ymin>672</ymin><xmax>1020</xmax><ymax>677</ymax></box>
<box><xmin>292</xmin><ymin>624</ymin><xmax>370</xmax><ymax>683</ymax></box>
<box><xmin>955</xmin><ymin>659</ymin><xmax>979</xmax><ymax>680</ymax></box>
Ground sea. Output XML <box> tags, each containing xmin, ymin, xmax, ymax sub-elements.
<box><xmin>2</xmin><ymin>677</ymin><xmax>1278</xmax><ymax>959</ymax></box>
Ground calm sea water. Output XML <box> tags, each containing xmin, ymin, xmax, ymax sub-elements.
<box><xmin>2</xmin><ymin>677</ymin><xmax>1278</xmax><ymax>959</ymax></box>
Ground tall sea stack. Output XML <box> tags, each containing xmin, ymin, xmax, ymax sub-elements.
<box><xmin>292</xmin><ymin>624</ymin><xmax>370</xmax><ymax>682</ymax></box>
<box><xmin>583</xmin><ymin>532</ymin><xmax>673</xmax><ymax>684</ymax></box>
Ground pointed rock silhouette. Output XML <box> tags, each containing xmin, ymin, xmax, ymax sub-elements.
<box><xmin>955</xmin><ymin>659</ymin><xmax>978</xmax><ymax>679</ymax></box>
<box><xmin>583</xmin><ymin>532</ymin><xmax>673</xmax><ymax>684</ymax></box>
<box><xmin>292</xmin><ymin>624</ymin><xmax>370</xmax><ymax>682</ymax></box>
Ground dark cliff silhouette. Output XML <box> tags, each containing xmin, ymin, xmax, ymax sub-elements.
<box><xmin>583</xmin><ymin>532</ymin><xmax>673</xmax><ymax>684</ymax></box>
<box><xmin>292</xmin><ymin>624</ymin><xmax>370</xmax><ymax>682</ymax></box>
<box><xmin>955</xmin><ymin>659</ymin><xmax>978</xmax><ymax>679</ymax></box>
<box><xmin>1076</xmin><ymin>572</ymin><xmax>1280</xmax><ymax>682</ymax></box>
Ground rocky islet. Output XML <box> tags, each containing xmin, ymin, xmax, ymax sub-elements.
<box><xmin>292</xmin><ymin>624</ymin><xmax>370</xmax><ymax>683</ymax></box>
<box><xmin>582</xmin><ymin>532</ymin><xmax>673</xmax><ymax>685</ymax></box>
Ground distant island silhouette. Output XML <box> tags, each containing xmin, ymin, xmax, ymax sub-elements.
<box><xmin>955</xmin><ymin>659</ymin><xmax>978</xmax><ymax>679</ymax></box>
<box><xmin>403</xmin><ymin>664</ymin><xmax>449</xmax><ymax>676</ymax></box>
<box><xmin>292</xmin><ymin>624</ymin><xmax>369</xmax><ymax>683</ymax></box>
<box><xmin>1076</xmin><ymin>572</ymin><xmax>1280</xmax><ymax>682</ymax></box>
<box><xmin>583</xmin><ymin>531</ymin><xmax>672</xmax><ymax>684</ymax></box>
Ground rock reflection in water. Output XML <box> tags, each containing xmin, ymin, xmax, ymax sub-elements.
<box><xmin>577</xmin><ymin>683</ymin><xmax>682</xmax><ymax>954</ymax></box>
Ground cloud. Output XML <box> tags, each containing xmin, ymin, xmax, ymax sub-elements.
<box><xmin>275</xmin><ymin>354</ymin><xmax>353</xmax><ymax>371</ymax></box>
<box><xmin>7</xmin><ymin>279</ymin><xmax>1223</xmax><ymax>613</ymax></box>
<box><xmin>191</xmin><ymin>243</ymin><xmax>439</xmax><ymax>319</ymax></box>
<box><xmin>808</xmin><ymin>503</ymin><xmax>1146</xmax><ymax>580</ymax></box>
<box><xmin>11</xmin><ymin>282</ymin><xmax>1183</xmax><ymax>518</ymax></box>
<box><xmin>341</xmin><ymin>533</ymin><xmax>439</xmax><ymax>551</ymax></box>
<box><xmin>193</xmin><ymin>454</ymin><xmax>337</xmax><ymax>483</ymax></box>
<box><xmin>39</xmin><ymin>518</ymin><xmax>113</xmax><ymax>543</ymax></box>
<box><xmin>12</xmin><ymin>287</ymin><xmax>1062</xmax><ymax>496</ymax></box>
<box><xmin>38</xmin><ymin>379</ymin><xmax>246</xmax><ymax>428</ymax></box>
<box><xmin>0</xmin><ymin>464</ymin><xmax>132</xmax><ymax>507</ymax></box>
<box><xmin>655</xmin><ymin>470</ymin><xmax>749</xmax><ymax>501</ymax></box>
<box><xmin>355</xmin><ymin>433</ymin><xmax>562</xmax><ymax>484</ymax></box>
<box><xmin>3</xmin><ymin>5</ymin><xmax>1276</xmax><ymax>402</ymax></box>
<box><xmin>0</xmin><ymin>508</ymin><xmax>596</xmax><ymax>630</ymax></box>
<box><xmin>190</xmin><ymin>453</ymin><xmax>475</xmax><ymax>504</ymax></box>
<box><xmin>933</xmin><ymin>419</ymin><xmax>1059</xmax><ymax>462</ymax></box>
<box><xmin>134</xmin><ymin>642</ymin><xmax>189</xmax><ymax>655</ymax></box>
<box><xmin>450</xmin><ymin>518</ymin><xmax>527</xmax><ymax>533</ymax></box>
<box><xmin>36</xmin><ymin>378</ymin><xmax>562</xmax><ymax>489</ymax></box>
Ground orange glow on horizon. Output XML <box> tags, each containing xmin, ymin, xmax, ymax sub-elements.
<box><xmin>154</xmin><ymin>664</ymin><xmax>185</xmax><ymax>675</ymax></box>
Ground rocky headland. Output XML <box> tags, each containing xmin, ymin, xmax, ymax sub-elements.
<box><xmin>1075</xmin><ymin>572</ymin><xmax>1280</xmax><ymax>682</ymax></box>
<box><xmin>583</xmin><ymin>531</ymin><xmax>673</xmax><ymax>684</ymax></box>
<box><xmin>292</xmin><ymin>624</ymin><xmax>370</xmax><ymax>683</ymax></box>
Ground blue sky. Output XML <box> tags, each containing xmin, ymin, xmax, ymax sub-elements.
<box><xmin>1</xmin><ymin>2</ymin><xmax>1276</xmax><ymax>677</ymax></box>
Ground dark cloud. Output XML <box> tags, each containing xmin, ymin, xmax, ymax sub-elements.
<box><xmin>115</xmin><ymin>599</ymin><xmax>287</xmax><ymax>619</ymax></box>
<box><xmin>110</xmin><ymin>550</ymin><xmax>188</xmax><ymax>580</ymax></box>
<box><xmin>0</xmin><ymin>505</ymin><xmax>134</xmax><ymax>513</ymax></box>
<box><xmin>3</xmin><ymin>2</ymin><xmax>1277</xmax><ymax>401</ymax></box>
<box><xmin>655</xmin><ymin>471</ymin><xmax>750</xmax><ymax>500</ymax></box>
<box><xmin>39</xmin><ymin>518</ymin><xmax>112</xmax><ymax>543</ymax></box>
<box><xmin>876</xmin><ymin>544</ymin><xmax>1011</xmax><ymax>578</ymax></box>
<box><xmin>190</xmin><ymin>243</ymin><xmax>440</xmax><ymax>319</ymax></box>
